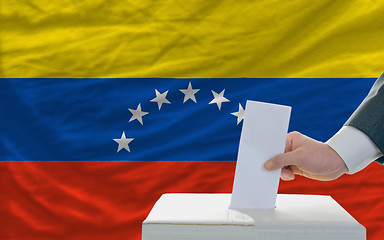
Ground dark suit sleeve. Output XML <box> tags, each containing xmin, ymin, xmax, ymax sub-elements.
<box><xmin>345</xmin><ymin>73</ymin><xmax>384</xmax><ymax>164</ymax></box>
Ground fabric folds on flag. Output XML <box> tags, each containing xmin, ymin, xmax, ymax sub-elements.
<box><xmin>2</xmin><ymin>1</ymin><xmax>384</xmax><ymax>240</ymax></box>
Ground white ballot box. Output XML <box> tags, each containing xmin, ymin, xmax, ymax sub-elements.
<box><xmin>142</xmin><ymin>193</ymin><xmax>365</xmax><ymax>240</ymax></box>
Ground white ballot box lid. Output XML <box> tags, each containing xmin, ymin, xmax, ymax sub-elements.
<box><xmin>142</xmin><ymin>193</ymin><xmax>366</xmax><ymax>240</ymax></box>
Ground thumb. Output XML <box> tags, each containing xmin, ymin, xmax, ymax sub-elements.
<box><xmin>264</xmin><ymin>150</ymin><xmax>301</xmax><ymax>171</ymax></box>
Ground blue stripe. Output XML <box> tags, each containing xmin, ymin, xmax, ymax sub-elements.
<box><xmin>0</xmin><ymin>78</ymin><xmax>376</xmax><ymax>161</ymax></box>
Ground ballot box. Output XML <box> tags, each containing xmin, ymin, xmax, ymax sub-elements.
<box><xmin>142</xmin><ymin>193</ymin><xmax>365</xmax><ymax>240</ymax></box>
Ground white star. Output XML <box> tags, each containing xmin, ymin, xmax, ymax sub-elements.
<box><xmin>128</xmin><ymin>103</ymin><xmax>148</xmax><ymax>125</ymax></box>
<box><xmin>150</xmin><ymin>89</ymin><xmax>171</xmax><ymax>110</ymax></box>
<box><xmin>179</xmin><ymin>82</ymin><xmax>200</xmax><ymax>103</ymax></box>
<box><xmin>113</xmin><ymin>132</ymin><xmax>134</xmax><ymax>152</ymax></box>
<box><xmin>209</xmin><ymin>89</ymin><xmax>230</xmax><ymax>110</ymax></box>
<box><xmin>231</xmin><ymin>103</ymin><xmax>245</xmax><ymax>125</ymax></box>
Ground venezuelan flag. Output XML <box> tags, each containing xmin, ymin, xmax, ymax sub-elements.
<box><xmin>2</xmin><ymin>1</ymin><xmax>384</xmax><ymax>240</ymax></box>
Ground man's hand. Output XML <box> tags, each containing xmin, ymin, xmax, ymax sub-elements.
<box><xmin>264</xmin><ymin>131</ymin><xmax>348</xmax><ymax>181</ymax></box>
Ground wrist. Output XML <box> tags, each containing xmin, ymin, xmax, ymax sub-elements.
<box><xmin>325</xmin><ymin>143</ymin><xmax>348</xmax><ymax>177</ymax></box>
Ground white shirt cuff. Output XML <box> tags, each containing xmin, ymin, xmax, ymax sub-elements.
<box><xmin>326</xmin><ymin>126</ymin><xmax>383</xmax><ymax>174</ymax></box>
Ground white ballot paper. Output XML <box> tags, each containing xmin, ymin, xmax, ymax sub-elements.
<box><xmin>230</xmin><ymin>100</ymin><xmax>291</xmax><ymax>209</ymax></box>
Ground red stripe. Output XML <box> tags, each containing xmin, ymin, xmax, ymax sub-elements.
<box><xmin>1</xmin><ymin>161</ymin><xmax>383</xmax><ymax>240</ymax></box>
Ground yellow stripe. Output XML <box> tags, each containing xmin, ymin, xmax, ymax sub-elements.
<box><xmin>2</xmin><ymin>0</ymin><xmax>384</xmax><ymax>78</ymax></box>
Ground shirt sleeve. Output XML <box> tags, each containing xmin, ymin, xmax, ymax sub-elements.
<box><xmin>326</xmin><ymin>126</ymin><xmax>383</xmax><ymax>174</ymax></box>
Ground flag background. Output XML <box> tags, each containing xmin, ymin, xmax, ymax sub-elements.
<box><xmin>2</xmin><ymin>1</ymin><xmax>384</xmax><ymax>240</ymax></box>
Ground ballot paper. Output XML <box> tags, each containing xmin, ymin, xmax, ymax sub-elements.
<box><xmin>230</xmin><ymin>100</ymin><xmax>291</xmax><ymax>209</ymax></box>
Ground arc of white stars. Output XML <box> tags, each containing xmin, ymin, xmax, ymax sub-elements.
<box><xmin>150</xmin><ymin>89</ymin><xmax>171</xmax><ymax>110</ymax></box>
<box><xmin>113</xmin><ymin>132</ymin><xmax>134</xmax><ymax>152</ymax></box>
<box><xmin>128</xmin><ymin>103</ymin><xmax>148</xmax><ymax>125</ymax></box>
<box><xmin>231</xmin><ymin>103</ymin><xmax>245</xmax><ymax>125</ymax></box>
<box><xmin>179</xmin><ymin>82</ymin><xmax>200</xmax><ymax>103</ymax></box>
<box><xmin>209</xmin><ymin>89</ymin><xmax>230</xmax><ymax>110</ymax></box>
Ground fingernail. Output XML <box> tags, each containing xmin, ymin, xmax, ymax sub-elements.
<box><xmin>281</xmin><ymin>170</ymin><xmax>295</xmax><ymax>181</ymax></box>
<box><xmin>264</xmin><ymin>161</ymin><xmax>273</xmax><ymax>170</ymax></box>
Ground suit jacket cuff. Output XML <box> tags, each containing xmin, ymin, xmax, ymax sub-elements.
<box><xmin>345</xmin><ymin>73</ymin><xmax>384</xmax><ymax>162</ymax></box>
